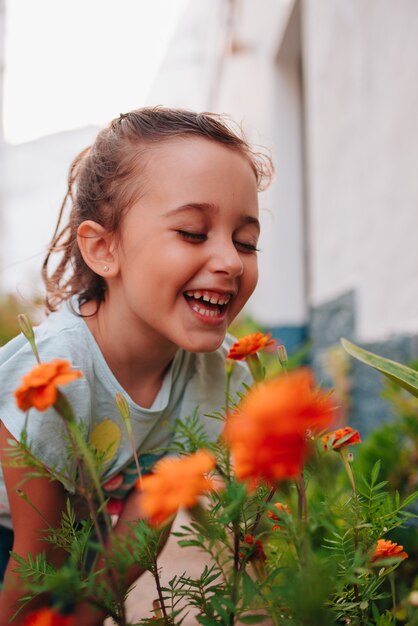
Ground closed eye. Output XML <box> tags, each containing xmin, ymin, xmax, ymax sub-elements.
<box><xmin>177</xmin><ymin>230</ymin><xmax>207</xmax><ymax>242</ymax></box>
<box><xmin>234</xmin><ymin>240</ymin><xmax>260</xmax><ymax>253</ymax></box>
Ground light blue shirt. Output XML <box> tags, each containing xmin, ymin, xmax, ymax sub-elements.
<box><xmin>0</xmin><ymin>299</ymin><xmax>251</xmax><ymax>528</ymax></box>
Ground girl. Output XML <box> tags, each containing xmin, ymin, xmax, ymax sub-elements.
<box><xmin>0</xmin><ymin>106</ymin><xmax>272</xmax><ymax>624</ymax></box>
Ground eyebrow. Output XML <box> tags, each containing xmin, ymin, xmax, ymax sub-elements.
<box><xmin>164</xmin><ymin>203</ymin><xmax>260</xmax><ymax>231</ymax></box>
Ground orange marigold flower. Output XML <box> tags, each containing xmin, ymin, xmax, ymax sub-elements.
<box><xmin>371</xmin><ymin>539</ymin><xmax>408</xmax><ymax>563</ymax></box>
<box><xmin>138</xmin><ymin>450</ymin><xmax>216</xmax><ymax>526</ymax></box>
<box><xmin>268</xmin><ymin>502</ymin><xmax>291</xmax><ymax>521</ymax></box>
<box><xmin>15</xmin><ymin>359</ymin><xmax>83</xmax><ymax>412</ymax></box>
<box><xmin>322</xmin><ymin>426</ymin><xmax>361</xmax><ymax>450</ymax></box>
<box><xmin>227</xmin><ymin>332</ymin><xmax>276</xmax><ymax>360</ymax></box>
<box><xmin>23</xmin><ymin>608</ymin><xmax>74</xmax><ymax>626</ymax></box>
<box><xmin>223</xmin><ymin>368</ymin><xmax>336</xmax><ymax>488</ymax></box>
<box><xmin>268</xmin><ymin>502</ymin><xmax>291</xmax><ymax>531</ymax></box>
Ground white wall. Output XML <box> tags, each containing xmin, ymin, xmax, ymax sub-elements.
<box><xmin>148</xmin><ymin>0</ymin><xmax>308</xmax><ymax>329</ymax></box>
<box><xmin>303</xmin><ymin>0</ymin><xmax>418</xmax><ymax>340</ymax></box>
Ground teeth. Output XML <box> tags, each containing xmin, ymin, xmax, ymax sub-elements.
<box><xmin>192</xmin><ymin>304</ymin><xmax>220</xmax><ymax>317</ymax></box>
<box><xmin>185</xmin><ymin>290</ymin><xmax>231</xmax><ymax>305</ymax></box>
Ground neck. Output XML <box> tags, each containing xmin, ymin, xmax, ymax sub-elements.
<box><xmin>80</xmin><ymin>298</ymin><xmax>178</xmax><ymax>408</ymax></box>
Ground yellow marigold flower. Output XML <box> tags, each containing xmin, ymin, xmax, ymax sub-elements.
<box><xmin>371</xmin><ymin>539</ymin><xmax>408</xmax><ymax>563</ymax></box>
<box><xmin>227</xmin><ymin>332</ymin><xmax>276</xmax><ymax>360</ymax></box>
<box><xmin>322</xmin><ymin>426</ymin><xmax>361</xmax><ymax>450</ymax></box>
<box><xmin>138</xmin><ymin>450</ymin><xmax>216</xmax><ymax>526</ymax></box>
<box><xmin>223</xmin><ymin>369</ymin><xmax>336</xmax><ymax>488</ymax></box>
<box><xmin>15</xmin><ymin>359</ymin><xmax>83</xmax><ymax>412</ymax></box>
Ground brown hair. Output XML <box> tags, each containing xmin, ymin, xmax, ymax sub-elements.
<box><xmin>42</xmin><ymin>106</ymin><xmax>274</xmax><ymax>313</ymax></box>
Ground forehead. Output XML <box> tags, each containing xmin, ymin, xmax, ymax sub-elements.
<box><xmin>135</xmin><ymin>137</ymin><xmax>259</xmax><ymax>212</ymax></box>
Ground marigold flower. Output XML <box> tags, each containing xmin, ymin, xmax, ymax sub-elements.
<box><xmin>254</xmin><ymin>539</ymin><xmax>266</xmax><ymax>561</ymax></box>
<box><xmin>268</xmin><ymin>502</ymin><xmax>291</xmax><ymax>530</ymax></box>
<box><xmin>322</xmin><ymin>426</ymin><xmax>361</xmax><ymax>450</ymax></box>
<box><xmin>223</xmin><ymin>369</ymin><xmax>336</xmax><ymax>488</ymax></box>
<box><xmin>23</xmin><ymin>608</ymin><xmax>74</xmax><ymax>626</ymax></box>
<box><xmin>227</xmin><ymin>332</ymin><xmax>276</xmax><ymax>360</ymax></box>
<box><xmin>267</xmin><ymin>502</ymin><xmax>291</xmax><ymax>521</ymax></box>
<box><xmin>371</xmin><ymin>539</ymin><xmax>408</xmax><ymax>563</ymax></box>
<box><xmin>138</xmin><ymin>450</ymin><xmax>216</xmax><ymax>526</ymax></box>
<box><xmin>15</xmin><ymin>359</ymin><xmax>83</xmax><ymax>412</ymax></box>
<box><xmin>241</xmin><ymin>534</ymin><xmax>266</xmax><ymax>561</ymax></box>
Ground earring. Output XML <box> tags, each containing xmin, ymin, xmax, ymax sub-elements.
<box><xmin>103</xmin><ymin>265</ymin><xmax>110</xmax><ymax>272</ymax></box>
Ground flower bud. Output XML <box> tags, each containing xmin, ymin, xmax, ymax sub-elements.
<box><xmin>277</xmin><ymin>344</ymin><xmax>288</xmax><ymax>370</ymax></box>
<box><xmin>115</xmin><ymin>392</ymin><xmax>130</xmax><ymax>425</ymax></box>
<box><xmin>18</xmin><ymin>313</ymin><xmax>41</xmax><ymax>363</ymax></box>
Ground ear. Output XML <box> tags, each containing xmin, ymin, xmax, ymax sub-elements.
<box><xmin>77</xmin><ymin>220</ymin><xmax>119</xmax><ymax>277</ymax></box>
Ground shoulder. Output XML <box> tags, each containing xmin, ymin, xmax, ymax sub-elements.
<box><xmin>0</xmin><ymin>300</ymin><xmax>93</xmax><ymax>421</ymax></box>
<box><xmin>1</xmin><ymin>299</ymin><xmax>93</xmax><ymax>377</ymax></box>
<box><xmin>0</xmin><ymin>301</ymin><xmax>93</xmax><ymax>491</ymax></box>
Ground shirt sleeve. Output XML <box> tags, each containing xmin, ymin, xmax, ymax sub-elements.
<box><xmin>0</xmin><ymin>332</ymin><xmax>92</xmax><ymax>493</ymax></box>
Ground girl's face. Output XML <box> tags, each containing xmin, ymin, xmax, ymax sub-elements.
<box><xmin>111</xmin><ymin>136</ymin><xmax>260</xmax><ymax>354</ymax></box>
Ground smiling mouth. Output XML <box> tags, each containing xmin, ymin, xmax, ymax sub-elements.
<box><xmin>183</xmin><ymin>289</ymin><xmax>232</xmax><ymax>318</ymax></box>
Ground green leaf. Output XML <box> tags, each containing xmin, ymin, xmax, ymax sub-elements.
<box><xmin>239</xmin><ymin>615</ymin><xmax>268</xmax><ymax>624</ymax></box>
<box><xmin>370</xmin><ymin>460</ymin><xmax>381</xmax><ymax>487</ymax></box>
<box><xmin>196</xmin><ymin>616</ymin><xmax>220</xmax><ymax>626</ymax></box>
<box><xmin>341</xmin><ymin>338</ymin><xmax>418</xmax><ymax>397</ymax></box>
<box><xmin>401</xmin><ymin>491</ymin><xmax>418</xmax><ymax>508</ymax></box>
<box><xmin>241</xmin><ymin>571</ymin><xmax>258</xmax><ymax>605</ymax></box>
<box><xmin>177</xmin><ymin>540</ymin><xmax>204</xmax><ymax>548</ymax></box>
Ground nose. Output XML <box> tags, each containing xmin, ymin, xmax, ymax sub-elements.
<box><xmin>208</xmin><ymin>238</ymin><xmax>244</xmax><ymax>278</ymax></box>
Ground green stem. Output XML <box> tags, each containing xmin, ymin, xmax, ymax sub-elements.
<box><xmin>229</xmin><ymin>520</ymin><xmax>241</xmax><ymax>626</ymax></box>
<box><xmin>128</xmin><ymin>429</ymin><xmax>143</xmax><ymax>490</ymax></box>
<box><xmin>249</xmin><ymin>486</ymin><xmax>276</xmax><ymax>536</ymax></box>
<box><xmin>338</xmin><ymin>447</ymin><xmax>364</xmax><ymax>626</ymax></box>
<box><xmin>116</xmin><ymin>393</ymin><xmax>144</xmax><ymax>489</ymax></box>
<box><xmin>296</xmin><ymin>474</ymin><xmax>309</xmax><ymax>568</ymax></box>
<box><xmin>66</xmin><ymin>420</ymin><xmax>112</xmax><ymax>536</ymax></box>
<box><xmin>296</xmin><ymin>473</ymin><xmax>308</xmax><ymax>523</ymax></box>
<box><xmin>152</xmin><ymin>555</ymin><xmax>170</xmax><ymax>625</ymax></box>
<box><xmin>225</xmin><ymin>362</ymin><xmax>233</xmax><ymax>415</ymax></box>
<box><xmin>339</xmin><ymin>446</ymin><xmax>358</xmax><ymax>501</ymax></box>
<box><xmin>62</xmin><ymin>422</ymin><xmax>126</xmax><ymax>625</ymax></box>
<box><xmin>389</xmin><ymin>572</ymin><xmax>397</xmax><ymax>625</ymax></box>
<box><xmin>245</xmin><ymin>353</ymin><xmax>265</xmax><ymax>383</ymax></box>
<box><xmin>224</xmin><ymin>364</ymin><xmax>234</xmax><ymax>481</ymax></box>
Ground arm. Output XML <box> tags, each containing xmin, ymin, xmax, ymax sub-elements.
<box><xmin>0</xmin><ymin>424</ymin><xmax>68</xmax><ymax>626</ymax></box>
<box><xmin>1</xmin><ymin>424</ymin><xmax>172</xmax><ymax>626</ymax></box>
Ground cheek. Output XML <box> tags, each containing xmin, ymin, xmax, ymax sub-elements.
<box><xmin>244</xmin><ymin>257</ymin><xmax>259</xmax><ymax>295</ymax></box>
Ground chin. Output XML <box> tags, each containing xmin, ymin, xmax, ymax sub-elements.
<box><xmin>183</xmin><ymin>334</ymin><xmax>226</xmax><ymax>354</ymax></box>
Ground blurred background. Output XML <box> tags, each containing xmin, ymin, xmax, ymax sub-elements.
<box><xmin>1</xmin><ymin>0</ymin><xmax>418</xmax><ymax>432</ymax></box>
